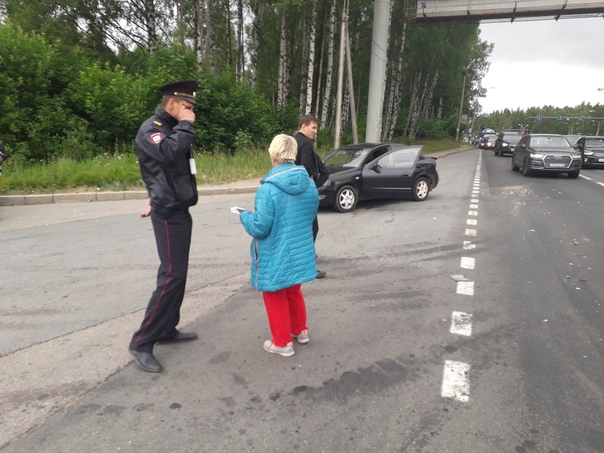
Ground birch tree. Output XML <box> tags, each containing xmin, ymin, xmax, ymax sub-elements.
<box><xmin>320</xmin><ymin>0</ymin><xmax>336</xmax><ymax>129</ymax></box>
<box><xmin>304</xmin><ymin>0</ymin><xmax>318</xmax><ymax>115</ymax></box>
<box><xmin>383</xmin><ymin>0</ymin><xmax>409</xmax><ymax>141</ymax></box>
<box><xmin>277</xmin><ymin>14</ymin><xmax>289</xmax><ymax>109</ymax></box>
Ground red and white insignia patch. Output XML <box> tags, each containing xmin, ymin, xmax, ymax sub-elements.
<box><xmin>150</xmin><ymin>133</ymin><xmax>163</xmax><ymax>144</ymax></box>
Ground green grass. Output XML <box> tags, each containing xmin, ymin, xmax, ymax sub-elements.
<box><xmin>0</xmin><ymin>140</ymin><xmax>464</xmax><ymax>195</ymax></box>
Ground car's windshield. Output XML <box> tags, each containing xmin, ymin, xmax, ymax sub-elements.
<box><xmin>529</xmin><ymin>136</ymin><xmax>571</xmax><ymax>148</ymax></box>
<box><xmin>586</xmin><ymin>138</ymin><xmax>604</xmax><ymax>148</ymax></box>
<box><xmin>323</xmin><ymin>147</ymin><xmax>371</xmax><ymax>167</ymax></box>
<box><xmin>503</xmin><ymin>134</ymin><xmax>521</xmax><ymax>144</ymax></box>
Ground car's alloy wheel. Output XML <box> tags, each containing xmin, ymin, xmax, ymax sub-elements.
<box><xmin>413</xmin><ymin>177</ymin><xmax>429</xmax><ymax>201</ymax></box>
<box><xmin>334</xmin><ymin>185</ymin><xmax>358</xmax><ymax>212</ymax></box>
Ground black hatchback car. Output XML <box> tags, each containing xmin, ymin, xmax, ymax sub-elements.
<box><xmin>318</xmin><ymin>143</ymin><xmax>439</xmax><ymax>212</ymax></box>
<box><xmin>494</xmin><ymin>131</ymin><xmax>522</xmax><ymax>156</ymax></box>
<box><xmin>575</xmin><ymin>136</ymin><xmax>604</xmax><ymax>168</ymax></box>
<box><xmin>511</xmin><ymin>134</ymin><xmax>582</xmax><ymax>178</ymax></box>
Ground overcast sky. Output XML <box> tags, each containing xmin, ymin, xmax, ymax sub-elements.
<box><xmin>478</xmin><ymin>17</ymin><xmax>604</xmax><ymax>113</ymax></box>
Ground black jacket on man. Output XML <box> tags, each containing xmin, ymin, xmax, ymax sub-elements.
<box><xmin>294</xmin><ymin>132</ymin><xmax>329</xmax><ymax>188</ymax></box>
<box><xmin>135</xmin><ymin>107</ymin><xmax>198</xmax><ymax>218</ymax></box>
<box><xmin>0</xmin><ymin>140</ymin><xmax>7</xmax><ymax>162</ymax></box>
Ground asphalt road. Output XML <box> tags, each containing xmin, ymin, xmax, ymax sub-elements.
<box><xmin>1</xmin><ymin>149</ymin><xmax>604</xmax><ymax>452</ymax></box>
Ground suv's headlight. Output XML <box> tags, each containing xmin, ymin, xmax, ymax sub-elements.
<box><xmin>531</xmin><ymin>153</ymin><xmax>545</xmax><ymax>159</ymax></box>
<box><xmin>502</xmin><ymin>143</ymin><xmax>508</xmax><ymax>147</ymax></box>
<box><xmin>584</xmin><ymin>150</ymin><xmax>594</xmax><ymax>156</ymax></box>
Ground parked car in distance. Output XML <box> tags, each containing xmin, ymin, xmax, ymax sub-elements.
<box><xmin>480</xmin><ymin>134</ymin><xmax>497</xmax><ymax>149</ymax></box>
<box><xmin>575</xmin><ymin>136</ymin><xmax>604</xmax><ymax>168</ymax></box>
<box><xmin>494</xmin><ymin>131</ymin><xmax>522</xmax><ymax>156</ymax></box>
<box><xmin>511</xmin><ymin>134</ymin><xmax>582</xmax><ymax>178</ymax></box>
<box><xmin>318</xmin><ymin>143</ymin><xmax>439</xmax><ymax>212</ymax></box>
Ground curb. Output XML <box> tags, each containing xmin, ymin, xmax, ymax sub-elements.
<box><xmin>0</xmin><ymin>147</ymin><xmax>473</xmax><ymax>207</ymax></box>
<box><xmin>0</xmin><ymin>186</ymin><xmax>262</xmax><ymax>207</ymax></box>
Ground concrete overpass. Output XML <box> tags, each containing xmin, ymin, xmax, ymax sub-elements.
<box><xmin>411</xmin><ymin>0</ymin><xmax>604</xmax><ymax>24</ymax></box>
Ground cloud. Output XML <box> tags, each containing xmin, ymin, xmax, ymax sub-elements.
<box><xmin>478</xmin><ymin>17</ymin><xmax>604</xmax><ymax>112</ymax></box>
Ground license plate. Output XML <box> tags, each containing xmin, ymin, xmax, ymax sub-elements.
<box><xmin>549</xmin><ymin>163</ymin><xmax>566</xmax><ymax>168</ymax></box>
<box><xmin>599</xmin><ymin>158</ymin><xmax>604</xmax><ymax>162</ymax></box>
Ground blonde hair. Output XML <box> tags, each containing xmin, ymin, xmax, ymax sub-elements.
<box><xmin>268</xmin><ymin>134</ymin><xmax>298</xmax><ymax>164</ymax></box>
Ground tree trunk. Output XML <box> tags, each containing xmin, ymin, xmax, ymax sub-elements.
<box><xmin>321</xmin><ymin>0</ymin><xmax>337</xmax><ymax>129</ymax></box>
<box><xmin>143</xmin><ymin>0</ymin><xmax>157</xmax><ymax>54</ymax></box>
<box><xmin>304</xmin><ymin>2</ymin><xmax>317</xmax><ymax>115</ymax></box>
<box><xmin>299</xmin><ymin>16</ymin><xmax>309</xmax><ymax>114</ymax></box>
<box><xmin>249</xmin><ymin>0</ymin><xmax>261</xmax><ymax>87</ymax></box>
<box><xmin>225</xmin><ymin>1</ymin><xmax>232</xmax><ymax>69</ymax></box>
<box><xmin>277</xmin><ymin>14</ymin><xmax>288</xmax><ymax>109</ymax></box>
<box><xmin>405</xmin><ymin>71</ymin><xmax>421</xmax><ymax>137</ymax></box>
<box><xmin>384</xmin><ymin>1</ymin><xmax>409</xmax><ymax>141</ymax></box>
<box><xmin>195</xmin><ymin>0</ymin><xmax>206</xmax><ymax>66</ymax></box>
<box><xmin>314</xmin><ymin>34</ymin><xmax>325</xmax><ymax>119</ymax></box>
<box><xmin>236</xmin><ymin>0</ymin><xmax>244</xmax><ymax>82</ymax></box>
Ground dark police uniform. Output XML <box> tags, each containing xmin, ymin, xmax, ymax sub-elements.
<box><xmin>0</xmin><ymin>140</ymin><xmax>7</xmax><ymax>176</ymax></box>
<box><xmin>129</xmin><ymin>80</ymin><xmax>199</xmax><ymax>357</ymax></box>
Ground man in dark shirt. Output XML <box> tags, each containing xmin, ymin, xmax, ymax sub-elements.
<box><xmin>294</xmin><ymin>115</ymin><xmax>329</xmax><ymax>279</ymax></box>
<box><xmin>128</xmin><ymin>80</ymin><xmax>200</xmax><ymax>373</ymax></box>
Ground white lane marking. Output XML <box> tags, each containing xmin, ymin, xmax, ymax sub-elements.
<box><xmin>442</xmin><ymin>360</ymin><xmax>470</xmax><ymax>402</ymax></box>
<box><xmin>468</xmin><ymin>211</ymin><xmax>478</xmax><ymax>216</ymax></box>
<box><xmin>467</xmin><ymin>219</ymin><xmax>477</xmax><ymax>226</ymax></box>
<box><xmin>461</xmin><ymin>257</ymin><xmax>475</xmax><ymax>269</ymax></box>
<box><xmin>471</xmin><ymin>199</ymin><xmax>479</xmax><ymax>203</ymax></box>
<box><xmin>463</xmin><ymin>241</ymin><xmax>475</xmax><ymax>250</ymax></box>
<box><xmin>451</xmin><ymin>311</ymin><xmax>472</xmax><ymax>336</ymax></box>
<box><xmin>465</xmin><ymin>229</ymin><xmax>477</xmax><ymax>236</ymax></box>
<box><xmin>579</xmin><ymin>174</ymin><xmax>591</xmax><ymax>180</ymax></box>
<box><xmin>457</xmin><ymin>281</ymin><xmax>474</xmax><ymax>295</ymax></box>
<box><xmin>470</xmin><ymin>204</ymin><xmax>478</xmax><ymax>209</ymax></box>
<box><xmin>597</xmin><ymin>182</ymin><xmax>604</xmax><ymax>187</ymax></box>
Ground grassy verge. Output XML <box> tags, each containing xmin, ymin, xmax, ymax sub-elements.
<box><xmin>0</xmin><ymin>140</ymin><xmax>464</xmax><ymax>195</ymax></box>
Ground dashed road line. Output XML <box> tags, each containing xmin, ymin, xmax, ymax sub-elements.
<box><xmin>450</xmin><ymin>311</ymin><xmax>473</xmax><ymax>336</ymax></box>
<box><xmin>442</xmin><ymin>151</ymin><xmax>481</xmax><ymax>402</ymax></box>
<box><xmin>460</xmin><ymin>257</ymin><xmax>475</xmax><ymax>269</ymax></box>
<box><xmin>442</xmin><ymin>360</ymin><xmax>471</xmax><ymax>402</ymax></box>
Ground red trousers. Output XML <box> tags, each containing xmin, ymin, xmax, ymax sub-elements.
<box><xmin>262</xmin><ymin>284</ymin><xmax>308</xmax><ymax>347</ymax></box>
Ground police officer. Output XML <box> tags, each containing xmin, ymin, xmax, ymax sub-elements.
<box><xmin>129</xmin><ymin>80</ymin><xmax>200</xmax><ymax>373</ymax></box>
<box><xmin>0</xmin><ymin>139</ymin><xmax>7</xmax><ymax>176</ymax></box>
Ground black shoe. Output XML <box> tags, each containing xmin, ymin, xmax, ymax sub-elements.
<box><xmin>156</xmin><ymin>331</ymin><xmax>199</xmax><ymax>345</ymax></box>
<box><xmin>316</xmin><ymin>270</ymin><xmax>326</xmax><ymax>279</ymax></box>
<box><xmin>128</xmin><ymin>348</ymin><xmax>163</xmax><ymax>373</ymax></box>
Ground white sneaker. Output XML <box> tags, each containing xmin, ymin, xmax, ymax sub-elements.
<box><xmin>263</xmin><ymin>340</ymin><xmax>295</xmax><ymax>357</ymax></box>
<box><xmin>292</xmin><ymin>329</ymin><xmax>310</xmax><ymax>344</ymax></box>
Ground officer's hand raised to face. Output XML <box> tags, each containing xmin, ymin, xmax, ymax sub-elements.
<box><xmin>177</xmin><ymin>101</ymin><xmax>196</xmax><ymax>124</ymax></box>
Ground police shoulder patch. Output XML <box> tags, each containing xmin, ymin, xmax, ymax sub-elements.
<box><xmin>150</xmin><ymin>133</ymin><xmax>163</xmax><ymax>144</ymax></box>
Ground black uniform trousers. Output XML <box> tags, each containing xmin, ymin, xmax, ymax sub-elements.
<box><xmin>130</xmin><ymin>209</ymin><xmax>193</xmax><ymax>353</ymax></box>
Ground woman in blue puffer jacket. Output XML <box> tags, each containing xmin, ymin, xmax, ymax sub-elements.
<box><xmin>239</xmin><ymin>134</ymin><xmax>319</xmax><ymax>357</ymax></box>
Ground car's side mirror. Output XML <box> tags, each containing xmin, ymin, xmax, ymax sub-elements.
<box><xmin>372</xmin><ymin>163</ymin><xmax>382</xmax><ymax>173</ymax></box>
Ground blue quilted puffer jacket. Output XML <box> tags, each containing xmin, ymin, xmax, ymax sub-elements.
<box><xmin>240</xmin><ymin>163</ymin><xmax>319</xmax><ymax>292</ymax></box>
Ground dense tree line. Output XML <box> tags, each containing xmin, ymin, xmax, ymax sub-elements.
<box><xmin>0</xmin><ymin>0</ymin><xmax>492</xmax><ymax>164</ymax></box>
<box><xmin>477</xmin><ymin>104</ymin><xmax>604</xmax><ymax>137</ymax></box>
